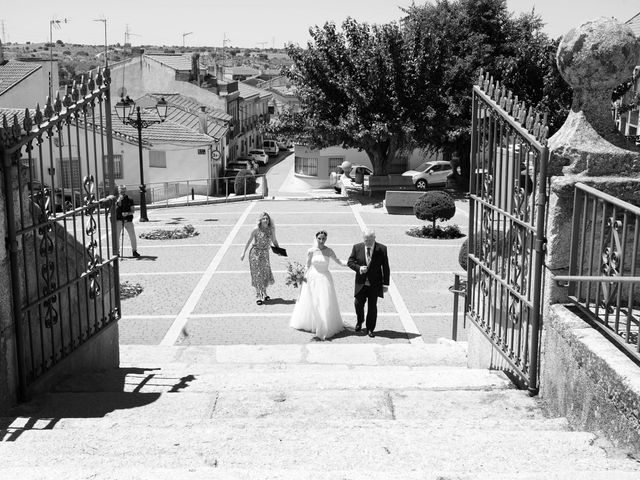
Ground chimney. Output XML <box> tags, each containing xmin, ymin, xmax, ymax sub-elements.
<box><xmin>191</xmin><ymin>52</ymin><xmax>200</xmax><ymax>85</ymax></box>
<box><xmin>198</xmin><ymin>105</ymin><xmax>207</xmax><ymax>134</ymax></box>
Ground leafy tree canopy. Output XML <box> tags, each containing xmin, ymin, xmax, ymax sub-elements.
<box><xmin>285</xmin><ymin>18</ymin><xmax>413</xmax><ymax>174</ymax></box>
<box><xmin>281</xmin><ymin>0</ymin><xmax>571</xmax><ymax>176</ymax></box>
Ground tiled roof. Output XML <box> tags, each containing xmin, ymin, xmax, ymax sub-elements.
<box><xmin>238</xmin><ymin>82</ymin><xmax>272</xmax><ymax>101</ymax></box>
<box><xmin>144</xmin><ymin>93</ymin><xmax>231</xmax><ymax>122</ymax></box>
<box><xmin>0</xmin><ymin>107</ymin><xmax>27</xmax><ymax>127</ymax></box>
<box><xmin>626</xmin><ymin>12</ymin><xmax>640</xmax><ymax>37</ymax></box>
<box><xmin>109</xmin><ymin>114</ymin><xmax>215</xmax><ymax>146</ymax></box>
<box><xmin>0</xmin><ymin>60</ymin><xmax>41</xmax><ymax>96</ymax></box>
<box><xmin>230</xmin><ymin>66</ymin><xmax>260</xmax><ymax>76</ymax></box>
<box><xmin>144</xmin><ymin>54</ymin><xmax>205</xmax><ymax>72</ymax></box>
<box><xmin>135</xmin><ymin>94</ymin><xmax>230</xmax><ymax>141</ymax></box>
<box><xmin>2</xmin><ymin>106</ymin><xmax>215</xmax><ymax>147</ymax></box>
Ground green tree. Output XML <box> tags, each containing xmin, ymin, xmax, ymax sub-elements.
<box><xmin>402</xmin><ymin>0</ymin><xmax>571</xmax><ymax>179</ymax></box>
<box><xmin>285</xmin><ymin>19</ymin><xmax>413</xmax><ymax>174</ymax></box>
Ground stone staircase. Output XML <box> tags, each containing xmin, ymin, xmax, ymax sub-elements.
<box><xmin>1</xmin><ymin>341</ymin><xmax>639</xmax><ymax>479</ymax></box>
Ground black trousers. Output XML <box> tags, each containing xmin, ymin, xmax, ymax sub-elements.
<box><xmin>354</xmin><ymin>285</ymin><xmax>379</xmax><ymax>332</ymax></box>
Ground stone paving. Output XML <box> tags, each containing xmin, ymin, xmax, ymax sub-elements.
<box><xmin>117</xmin><ymin>189</ymin><xmax>470</xmax><ymax>346</ymax></box>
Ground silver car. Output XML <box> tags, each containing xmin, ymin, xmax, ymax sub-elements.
<box><xmin>402</xmin><ymin>160</ymin><xmax>453</xmax><ymax>190</ymax></box>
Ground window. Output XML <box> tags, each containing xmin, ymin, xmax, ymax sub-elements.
<box><xmin>295</xmin><ymin>156</ymin><xmax>318</xmax><ymax>176</ymax></box>
<box><xmin>59</xmin><ymin>157</ymin><xmax>81</xmax><ymax>190</ymax></box>
<box><xmin>149</xmin><ymin>151</ymin><xmax>167</xmax><ymax>168</ymax></box>
<box><xmin>328</xmin><ymin>157</ymin><xmax>344</xmax><ymax>171</ymax></box>
<box><xmin>104</xmin><ymin>154</ymin><xmax>123</xmax><ymax>179</ymax></box>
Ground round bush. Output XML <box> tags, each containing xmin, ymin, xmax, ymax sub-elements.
<box><xmin>458</xmin><ymin>238</ymin><xmax>469</xmax><ymax>271</ymax></box>
<box><xmin>234</xmin><ymin>169</ymin><xmax>257</xmax><ymax>195</ymax></box>
<box><xmin>413</xmin><ymin>191</ymin><xmax>456</xmax><ymax>230</ymax></box>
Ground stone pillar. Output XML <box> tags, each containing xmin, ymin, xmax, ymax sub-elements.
<box><xmin>545</xmin><ymin>17</ymin><xmax>640</xmax><ymax>304</ymax></box>
<box><xmin>540</xmin><ymin>18</ymin><xmax>640</xmax><ymax>451</ymax></box>
<box><xmin>0</xmin><ymin>162</ymin><xmax>19</xmax><ymax>411</ymax></box>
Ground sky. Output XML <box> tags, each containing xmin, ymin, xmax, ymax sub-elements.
<box><xmin>1</xmin><ymin>0</ymin><xmax>638</xmax><ymax>48</ymax></box>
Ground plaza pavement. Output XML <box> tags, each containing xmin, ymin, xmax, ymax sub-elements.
<box><xmin>117</xmin><ymin>153</ymin><xmax>469</xmax><ymax>347</ymax></box>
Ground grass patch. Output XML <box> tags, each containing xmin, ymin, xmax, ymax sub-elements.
<box><xmin>406</xmin><ymin>224</ymin><xmax>465</xmax><ymax>239</ymax></box>
<box><xmin>139</xmin><ymin>224</ymin><xmax>199</xmax><ymax>240</ymax></box>
<box><xmin>120</xmin><ymin>281</ymin><xmax>143</xmax><ymax>300</ymax></box>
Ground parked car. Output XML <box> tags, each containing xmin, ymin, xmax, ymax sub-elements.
<box><xmin>402</xmin><ymin>160</ymin><xmax>453</xmax><ymax>190</ymax></box>
<box><xmin>28</xmin><ymin>180</ymin><xmax>83</xmax><ymax>213</ymax></box>
<box><xmin>262</xmin><ymin>139</ymin><xmax>279</xmax><ymax>157</ymax></box>
<box><xmin>329</xmin><ymin>164</ymin><xmax>373</xmax><ymax>193</ymax></box>
<box><xmin>222</xmin><ymin>159</ymin><xmax>255</xmax><ymax>194</ymax></box>
<box><xmin>249</xmin><ymin>149</ymin><xmax>269</xmax><ymax>166</ymax></box>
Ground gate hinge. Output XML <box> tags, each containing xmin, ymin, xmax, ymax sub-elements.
<box><xmin>535</xmin><ymin>237</ymin><xmax>547</xmax><ymax>253</ymax></box>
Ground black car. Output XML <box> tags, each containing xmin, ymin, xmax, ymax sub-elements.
<box><xmin>222</xmin><ymin>159</ymin><xmax>255</xmax><ymax>194</ymax></box>
<box><xmin>28</xmin><ymin>180</ymin><xmax>83</xmax><ymax>213</ymax></box>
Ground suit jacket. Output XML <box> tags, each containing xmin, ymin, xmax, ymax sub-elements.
<box><xmin>347</xmin><ymin>242</ymin><xmax>390</xmax><ymax>297</ymax></box>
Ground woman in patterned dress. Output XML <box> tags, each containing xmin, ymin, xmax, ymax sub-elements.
<box><xmin>240</xmin><ymin>212</ymin><xmax>280</xmax><ymax>304</ymax></box>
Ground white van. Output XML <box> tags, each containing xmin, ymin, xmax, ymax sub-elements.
<box><xmin>262</xmin><ymin>139</ymin><xmax>279</xmax><ymax>157</ymax></box>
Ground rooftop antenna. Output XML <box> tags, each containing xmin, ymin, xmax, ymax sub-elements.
<box><xmin>124</xmin><ymin>24</ymin><xmax>140</xmax><ymax>45</ymax></box>
<box><xmin>0</xmin><ymin>19</ymin><xmax>7</xmax><ymax>43</ymax></box>
<box><xmin>49</xmin><ymin>17</ymin><xmax>68</xmax><ymax>98</ymax></box>
<box><xmin>182</xmin><ymin>31</ymin><xmax>193</xmax><ymax>48</ymax></box>
<box><xmin>93</xmin><ymin>16</ymin><xmax>108</xmax><ymax>66</ymax></box>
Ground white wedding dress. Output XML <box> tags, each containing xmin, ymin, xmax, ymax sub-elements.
<box><xmin>289</xmin><ymin>248</ymin><xmax>345</xmax><ymax>340</ymax></box>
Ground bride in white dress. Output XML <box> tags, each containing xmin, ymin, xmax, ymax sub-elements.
<box><xmin>289</xmin><ymin>230</ymin><xmax>347</xmax><ymax>340</ymax></box>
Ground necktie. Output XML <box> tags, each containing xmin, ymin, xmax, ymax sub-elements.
<box><xmin>366</xmin><ymin>247</ymin><xmax>371</xmax><ymax>264</ymax></box>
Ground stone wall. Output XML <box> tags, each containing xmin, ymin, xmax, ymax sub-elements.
<box><xmin>0</xmin><ymin>165</ymin><xmax>19</xmax><ymax>410</ymax></box>
<box><xmin>541</xmin><ymin>304</ymin><xmax>640</xmax><ymax>452</ymax></box>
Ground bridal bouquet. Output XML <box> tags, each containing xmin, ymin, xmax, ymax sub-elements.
<box><xmin>285</xmin><ymin>261</ymin><xmax>306</xmax><ymax>288</ymax></box>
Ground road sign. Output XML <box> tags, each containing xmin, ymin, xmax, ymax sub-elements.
<box><xmin>211</xmin><ymin>150</ymin><xmax>221</xmax><ymax>160</ymax></box>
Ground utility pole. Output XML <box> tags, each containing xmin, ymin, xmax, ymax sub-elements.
<box><xmin>49</xmin><ymin>18</ymin><xmax>67</xmax><ymax>99</ymax></box>
<box><xmin>182</xmin><ymin>32</ymin><xmax>193</xmax><ymax>48</ymax></box>
<box><xmin>93</xmin><ymin>17</ymin><xmax>108</xmax><ymax>67</ymax></box>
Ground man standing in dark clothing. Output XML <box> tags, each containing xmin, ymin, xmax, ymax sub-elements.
<box><xmin>115</xmin><ymin>185</ymin><xmax>140</xmax><ymax>258</ymax></box>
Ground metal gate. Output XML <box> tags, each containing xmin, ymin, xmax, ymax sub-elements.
<box><xmin>0</xmin><ymin>67</ymin><xmax>120</xmax><ymax>399</ymax></box>
<box><xmin>467</xmin><ymin>72</ymin><xmax>549</xmax><ymax>394</ymax></box>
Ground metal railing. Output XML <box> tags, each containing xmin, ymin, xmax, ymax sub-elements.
<box><xmin>121</xmin><ymin>174</ymin><xmax>268</xmax><ymax>208</ymax></box>
<box><xmin>554</xmin><ymin>182</ymin><xmax>640</xmax><ymax>361</ymax></box>
<box><xmin>449</xmin><ymin>273</ymin><xmax>467</xmax><ymax>341</ymax></box>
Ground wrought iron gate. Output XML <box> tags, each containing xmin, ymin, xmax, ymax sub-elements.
<box><xmin>467</xmin><ymin>72</ymin><xmax>549</xmax><ymax>394</ymax></box>
<box><xmin>0</xmin><ymin>67</ymin><xmax>120</xmax><ymax>399</ymax></box>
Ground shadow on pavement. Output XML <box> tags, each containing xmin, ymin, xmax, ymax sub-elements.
<box><xmin>264</xmin><ymin>297</ymin><xmax>296</xmax><ymax>305</ymax></box>
<box><xmin>0</xmin><ymin>367</ymin><xmax>197</xmax><ymax>442</ymax></box>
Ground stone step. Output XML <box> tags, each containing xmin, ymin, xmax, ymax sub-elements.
<box><xmin>118</xmin><ymin>341</ymin><xmax>469</xmax><ymax>368</ymax></box>
<box><xmin>50</xmin><ymin>364</ymin><xmax>511</xmax><ymax>394</ymax></box>
<box><xmin>3</xmin><ymin>467</ymin><xmax>640</xmax><ymax>480</ymax></box>
<box><xmin>2</xmin><ymin>389</ymin><xmax>568</xmax><ymax>431</ymax></box>
<box><xmin>0</xmin><ymin>424</ymin><xmax>638</xmax><ymax>474</ymax></box>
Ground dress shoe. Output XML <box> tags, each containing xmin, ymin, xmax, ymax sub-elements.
<box><xmin>355</xmin><ymin>323</ymin><xmax>362</xmax><ymax>332</ymax></box>
<box><xmin>367</xmin><ymin>331</ymin><xmax>375</xmax><ymax>338</ymax></box>
<box><xmin>132</xmin><ymin>250</ymin><xmax>141</xmax><ymax>258</ymax></box>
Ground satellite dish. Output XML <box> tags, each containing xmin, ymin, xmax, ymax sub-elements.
<box><xmin>117</xmin><ymin>86</ymin><xmax>127</xmax><ymax>98</ymax></box>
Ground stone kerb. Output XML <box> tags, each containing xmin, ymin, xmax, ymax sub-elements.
<box><xmin>546</xmin><ymin>17</ymin><xmax>640</xmax><ymax>304</ymax></box>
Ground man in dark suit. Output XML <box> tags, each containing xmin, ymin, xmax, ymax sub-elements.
<box><xmin>347</xmin><ymin>229</ymin><xmax>390</xmax><ymax>337</ymax></box>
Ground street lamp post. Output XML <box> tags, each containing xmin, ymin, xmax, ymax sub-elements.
<box><xmin>114</xmin><ymin>96</ymin><xmax>168</xmax><ymax>222</ymax></box>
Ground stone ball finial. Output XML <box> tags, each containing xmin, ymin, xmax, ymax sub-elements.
<box><xmin>556</xmin><ymin>17</ymin><xmax>640</xmax><ymax>91</ymax></box>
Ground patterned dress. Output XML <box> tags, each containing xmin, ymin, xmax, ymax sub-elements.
<box><xmin>249</xmin><ymin>227</ymin><xmax>275</xmax><ymax>294</ymax></box>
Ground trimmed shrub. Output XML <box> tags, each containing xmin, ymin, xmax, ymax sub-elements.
<box><xmin>458</xmin><ymin>238</ymin><xmax>469</xmax><ymax>271</ymax></box>
<box><xmin>414</xmin><ymin>191</ymin><xmax>455</xmax><ymax>231</ymax></box>
<box><xmin>234</xmin><ymin>169</ymin><xmax>257</xmax><ymax>195</ymax></box>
